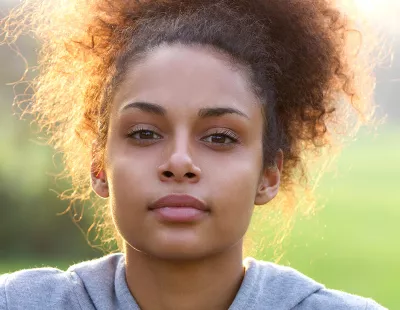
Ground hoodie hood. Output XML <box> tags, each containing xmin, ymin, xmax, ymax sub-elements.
<box><xmin>70</xmin><ymin>254</ymin><xmax>323</xmax><ymax>310</ymax></box>
<box><xmin>229</xmin><ymin>257</ymin><xmax>324</xmax><ymax>310</ymax></box>
<box><xmin>2</xmin><ymin>253</ymin><xmax>384</xmax><ymax>309</ymax></box>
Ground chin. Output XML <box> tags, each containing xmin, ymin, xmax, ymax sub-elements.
<box><xmin>149</xmin><ymin>249</ymin><xmax>211</xmax><ymax>262</ymax></box>
<box><xmin>126</xmin><ymin>237</ymin><xmax>219</xmax><ymax>262</ymax></box>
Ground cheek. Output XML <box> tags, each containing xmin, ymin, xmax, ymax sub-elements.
<box><xmin>105</xmin><ymin>144</ymin><xmax>155</xmax><ymax>213</ymax></box>
<box><xmin>105</xmin><ymin>148</ymin><xmax>156</xmax><ymax>246</ymax></box>
<box><xmin>106</xmin><ymin>134</ymin><xmax>154</xmax><ymax>185</ymax></box>
<box><xmin>209</xmin><ymin>149</ymin><xmax>263</xmax><ymax>232</ymax></box>
<box><xmin>210</xmin><ymin>146</ymin><xmax>262</xmax><ymax>197</ymax></box>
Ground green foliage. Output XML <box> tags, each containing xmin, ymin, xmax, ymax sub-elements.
<box><xmin>0</xmin><ymin>117</ymin><xmax>102</xmax><ymax>261</ymax></box>
<box><xmin>266</xmin><ymin>127</ymin><xmax>399</xmax><ymax>309</ymax></box>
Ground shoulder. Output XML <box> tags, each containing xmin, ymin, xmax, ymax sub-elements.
<box><xmin>0</xmin><ymin>266</ymin><xmax>82</xmax><ymax>310</ymax></box>
<box><xmin>239</xmin><ymin>258</ymin><xmax>387</xmax><ymax>310</ymax></box>
<box><xmin>295</xmin><ymin>287</ymin><xmax>388</xmax><ymax>310</ymax></box>
<box><xmin>0</xmin><ymin>253</ymin><xmax>125</xmax><ymax>310</ymax></box>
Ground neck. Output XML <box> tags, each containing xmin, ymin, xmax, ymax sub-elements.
<box><xmin>125</xmin><ymin>243</ymin><xmax>245</xmax><ymax>310</ymax></box>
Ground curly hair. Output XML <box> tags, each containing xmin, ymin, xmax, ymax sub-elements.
<box><xmin>1</xmin><ymin>0</ymin><xmax>377</xmax><ymax>252</ymax></box>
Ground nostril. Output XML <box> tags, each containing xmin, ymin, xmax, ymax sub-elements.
<box><xmin>161</xmin><ymin>171</ymin><xmax>197</xmax><ymax>179</ymax></box>
<box><xmin>163</xmin><ymin>171</ymin><xmax>174</xmax><ymax>178</ymax></box>
<box><xmin>186</xmin><ymin>172</ymin><xmax>196</xmax><ymax>179</ymax></box>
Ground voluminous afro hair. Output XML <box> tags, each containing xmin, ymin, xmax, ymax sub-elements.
<box><xmin>1</xmin><ymin>0</ymin><xmax>377</xmax><ymax>251</ymax></box>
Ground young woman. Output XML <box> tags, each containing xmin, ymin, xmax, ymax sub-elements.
<box><xmin>0</xmin><ymin>0</ymin><xmax>386</xmax><ymax>309</ymax></box>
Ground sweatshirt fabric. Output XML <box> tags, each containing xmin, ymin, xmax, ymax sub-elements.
<box><xmin>0</xmin><ymin>253</ymin><xmax>387</xmax><ymax>310</ymax></box>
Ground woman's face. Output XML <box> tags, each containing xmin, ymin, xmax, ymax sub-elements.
<box><xmin>93</xmin><ymin>44</ymin><xmax>280</xmax><ymax>260</ymax></box>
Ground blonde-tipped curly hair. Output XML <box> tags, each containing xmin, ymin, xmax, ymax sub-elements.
<box><xmin>1</xmin><ymin>0</ymin><xmax>377</xmax><ymax>251</ymax></box>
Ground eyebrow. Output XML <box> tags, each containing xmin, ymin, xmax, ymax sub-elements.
<box><xmin>198</xmin><ymin>107</ymin><xmax>249</xmax><ymax>119</ymax></box>
<box><xmin>121</xmin><ymin>101</ymin><xmax>249</xmax><ymax>119</ymax></box>
<box><xmin>121</xmin><ymin>102</ymin><xmax>167</xmax><ymax>116</ymax></box>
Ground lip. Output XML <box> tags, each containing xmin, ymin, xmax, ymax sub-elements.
<box><xmin>149</xmin><ymin>194</ymin><xmax>209</xmax><ymax>211</ymax></box>
<box><xmin>149</xmin><ymin>194</ymin><xmax>209</xmax><ymax>223</ymax></box>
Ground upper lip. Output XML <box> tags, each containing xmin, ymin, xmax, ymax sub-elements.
<box><xmin>149</xmin><ymin>194</ymin><xmax>209</xmax><ymax>211</ymax></box>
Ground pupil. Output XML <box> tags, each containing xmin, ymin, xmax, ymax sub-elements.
<box><xmin>140</xmin><ymin>131</ymin><xmax>153</xmax><ymax>139</ymax></box>
<box><xmin>212</xmin><ymin>135</ymin><xmax>225</xmax><ymax>143</ymax></box>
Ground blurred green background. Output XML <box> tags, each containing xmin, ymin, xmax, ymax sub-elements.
<box><xmin>0</xmin><ymin>1</ymin><xmax>399</xmax><ymax>309</ymax></box>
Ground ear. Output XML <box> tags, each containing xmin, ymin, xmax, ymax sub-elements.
<box><xmin>254</xmin><ymin>150</ymin><xmax>283</xmax><ymax>206</ymax></box>
<box><xmin>90</xmin><ymin>142</ymin><xmax>109</xmax><ymax>199</ymax></box>
<box><xmin>91</xmin><ymin>164</ymin><xmax>109</xmax><ymax>199</ymax></box>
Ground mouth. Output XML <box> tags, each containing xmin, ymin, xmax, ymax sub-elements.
<box><xmin>148</xmin><ymin>194</ymin><xmax>210</xmax><ymax>223</ymax></box>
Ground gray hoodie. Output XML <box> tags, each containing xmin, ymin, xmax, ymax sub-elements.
<box><xmin>0</xmin><ymin>253</ymin><xmax>386</xmax><ymax>309</ymax></box>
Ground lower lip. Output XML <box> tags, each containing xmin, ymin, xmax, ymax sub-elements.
<box><xmin>151</xmin><ymin>207</ymin><xmax>208</xmax><ymax>223</ymax></box>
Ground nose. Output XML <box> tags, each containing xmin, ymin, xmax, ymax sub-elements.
<box><xmin>158</xmin><ymin>137</ymin><xmax>201</xmax><ymax>183</ymax></box>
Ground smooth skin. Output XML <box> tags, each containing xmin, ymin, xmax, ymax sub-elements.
<box><xmin>92</xmin><ymin>44</ymin><xmax>282</xmax><ymax>310</ymax></box>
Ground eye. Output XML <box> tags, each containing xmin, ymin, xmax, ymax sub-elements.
<box><xmin>127</xmin><ymin>128</ymin><xmax>163</xmax><ymax>145</ymax></box>
<box><xmin>201</xmin><ymin>129</ymin><xmax>239</xmax><ymax>146</ymax></box>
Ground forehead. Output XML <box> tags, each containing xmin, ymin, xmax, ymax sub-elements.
<box><xmin>112</xmin><ymin>44</ymin><xmax>260</xmax><ymax>115</ymax></box>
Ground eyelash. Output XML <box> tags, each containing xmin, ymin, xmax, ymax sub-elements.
<box><xmin>127</xmin><ymin>127</ymin><xmax>240</xmax><ymax>146</ymax></box>
<box><xmin>202</xmin><ymin>129</ymin><xmax>240</xmax><ymax>145</ymax></box>
<box><xmin>127</xmin><ymin>126</ymin><xmax>162</xmax><ymax>145</ymax></box>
